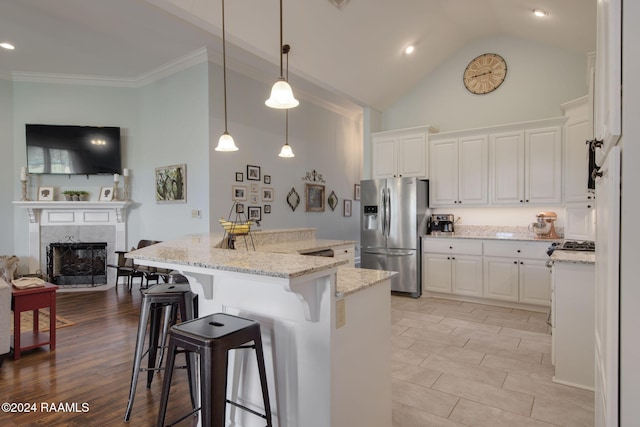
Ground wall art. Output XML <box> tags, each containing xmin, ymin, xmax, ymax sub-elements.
<box><xmin>235</xmin><ymin>172</ymin><xmax>243</xmax><ymax>182</ymax></box>
<box><xmin>99</xmin><ymin>186</ymin><xmax>114</xmax><ymax>201</ymax></box>
<box><xmin>354</xmin><ymin>184</ymin><xmax>361</xmax><ymax>201</ymax></box>
<box><xmin>343</xmin><ymin>199</ymin><xmax>352</xmax><ymax>217</ymax></box>
<box><xmin>287</xmin><ymin>187</ymin><xmax>300</xmax><ymax>211</ymax></box>
<box><xmin>328</xmin><ymin>190</ymin><xmax>338</xmax><ymax>211</ymax></box>
<box><xmin>305</xmin><ymin>183</ymin><xmax>325</xmax><ymax>212</ymax></box>
<box><xmin>38</xmin><ymin>186</ymin><xmax>54</xmax><ymax>201</ymax></box>
<box><xmin>248</xmin><ymin>206</ymin><xmax>262</xmax><ymax>222</ymax></box>
<box><xmin>232</xmin><ymin>185</ymin><xmax>247</xmax><ymax>201</ymax></box>
<box><xmin>156</xmin><ymin>163</ymin><xmax>186</xmax><ymax>203</ymax></box>
<box><xmin>262</xmin><ymin>187</ymin><xmax>274</xmax><ymax>202</ymax></box>
<box><xmin>247</xmin><ymin>165</ymin><xmax>261</xmax><ymax>181</ymax></box>
<box><xmin>264</xmin><ymin>175</ymin><xmax>271</xmax><ymax>184</ymax></box>
<box><xmin>264</xmin><ymin>205</ymin><xmax>271</xmax><ymax>214</ymax></box>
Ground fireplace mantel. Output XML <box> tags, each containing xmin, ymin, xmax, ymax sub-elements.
<box><xmin>13</xmin><ymin>201</ymin><xmax>131</xmax><ymax>223</ymax></box>
<box><xmin>13</xmin><ymin>200</ymin><xmax>131</xmax><ymax>277</ymax></box>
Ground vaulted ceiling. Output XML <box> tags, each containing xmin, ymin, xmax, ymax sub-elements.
<box><xmin>0</xmin><ymin>0</ymin><xmax>596</xmax><ymax>112</ymax></box>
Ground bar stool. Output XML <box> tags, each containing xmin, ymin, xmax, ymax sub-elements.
<box><xmin>157</xmin><ymin>313</ymin><xmax>273</xmax><ymax>427</ymax></box>
<box><xmin>123</xmin><ymin>283</ymin><xmax>198</xmax><ymax>422</ymax></box>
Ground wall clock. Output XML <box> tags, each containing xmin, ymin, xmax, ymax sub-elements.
<box><xmin>463</xmin><ymin>53</ymin><xmax>507</xmax><ymax>95</ymax></box>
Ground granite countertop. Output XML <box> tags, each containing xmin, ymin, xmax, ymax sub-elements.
<box><xmin>336</xmin><ymin>267</ymin><xmax>397</xmax><ymax>297</ymax></box>
<box><xmin>550</xmin><ymin>250</ymin><xmax>596</xmax><ymax>264</ymax></box>
<box><xmin>253</xmin><ymin>239</ymin><xmax>355</xmax><ymax>255</ymax></box>
<box><xmin>127</xmin><ymin>233</ymin><xmax>348</xmax><ymax>279</ymax></box>
<box><xmin>422</xmin><ymin>225</ymin><xmax>563</xmax><ymax>242</ymax></box>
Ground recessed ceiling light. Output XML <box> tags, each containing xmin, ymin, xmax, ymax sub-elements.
<box><xmin>1</xmin><ymin>42</ymin><xmax>15</xmax><ymax>50</ymax></box>
<box><xmin>533</xmin><ymin>9</ymin><xmax>549</xmax><ymax>18</ymax></box>
<box><xmin>405</xmin><ymin>45</ymin><xmax>415</xmax><ymax>55</ymax></box>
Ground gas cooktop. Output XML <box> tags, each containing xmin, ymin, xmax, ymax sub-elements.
<box><xmin>556</xmin><ymin>240</ymin><xmax>596</xmax><ymax>252</ymax></box>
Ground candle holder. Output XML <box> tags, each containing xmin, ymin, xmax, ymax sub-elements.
<box><xmin>113</xmin><ymin>181</ymin><xmax>120</xmax><ymax>201</ymax></box>
<box><xmin>123</xmin><ymin>176</ymin><xmax>130</xmax><ymax>201</ymax></box>
<box><xmin>20</xmin><ymin>179</ymin><xmax>29</xmax><ymax>201</ymax></box>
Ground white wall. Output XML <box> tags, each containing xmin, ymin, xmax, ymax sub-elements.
<box><xmin>208</xmin><ymin>61</ymin><xmax>363</xmax><ymax>241</ymax></box>
<box><xmin>11</xmin><ymin>82</ymin><xmax>138</xmax><ymax>266</ymax></box>
<box><xmin>383</xmin><ymin>35</ymin><xmax>588</xmax><ymax>132</ymax></box>
<box><xmin>0</xmin><ymin>78</ymin><xmax>14</xmax><ymax>255</ymax></box>
<box><xmin>134</xmin><ymin>62</ymin><xmax>210</xmax><ymax>242</ymax></box>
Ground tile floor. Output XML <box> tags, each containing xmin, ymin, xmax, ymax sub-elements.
<box><xmin>391</xmin><ymin>296</ymin><xmax>594</xmax><ymax>427</ymax></box>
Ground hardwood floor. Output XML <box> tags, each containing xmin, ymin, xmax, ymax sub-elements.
<box><xmin>1</xmin><ymin>285</ymin><xmax>197</xmax><ymax>427</ymax></box>
<box><xmin>1</xmin><ymin>286</ymin><xmax>595</xmax><ymax>426</ymax></box>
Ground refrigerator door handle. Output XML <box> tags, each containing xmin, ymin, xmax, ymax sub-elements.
<box><xmin>384</xmin><ymin>188</ymin><xmax>391</xmax><ymax>237</ymax></box>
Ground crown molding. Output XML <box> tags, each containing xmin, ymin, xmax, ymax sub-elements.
<box><xmin>10</xmin><ymin>47</ymin><xmax>209</xmax><ymax>88</ymax></box>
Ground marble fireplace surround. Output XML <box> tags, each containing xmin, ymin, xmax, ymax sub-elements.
<box><xmin>13</xmin><ymin>201</ymin><xmax>130</xmax><ymax>284</ymax></box>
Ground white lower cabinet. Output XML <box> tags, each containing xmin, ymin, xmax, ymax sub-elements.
<box><xmin>423</xmin><ymin>238</ymin><xmax>551</xmax><ymax>307</ymax></box>
<box><xmin>483</xmin><ymin>241</ymin><xmax>551</xmax><ymax>306</ymax></box>
<box><xmin>332</xmin><ymin>244</ymin><xmax>355</xmax><ymax>267</ymax></box>
<box><xmin>423</xmin><ymin>239</ymin><xmax>483</xmax><ymax>297</ymax></box>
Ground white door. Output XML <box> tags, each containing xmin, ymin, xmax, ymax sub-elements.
<box><xmin>518</xmin><ymin>259</ymin><xmax>551</xmax><ymax>306</ymax></box>
<box><xmin>525</xmin><ymin>126</ymin><xmax>562</xmax><ymax>204</ymax></box>
<box><xmin>423</xmin><ymin>254</ymin><xmax>452</xmax><ymax>293</ymax></box>
<box><xmin>483</xmin><ymin>256</ymin><xmax>519</xmax><ymax>301</ymax></box>
<box><xmin>452</xmin><ymin>255</ymin><xmax>483</xmax><ymax>297</ymax></box>
<box><xmin>372</xmin><ymin>137</ymin><xmax>397</xmax><ymax>179</ymax></box>
<box><xmin>458</xmin><ymin>135</ymin><xmax>488</xmax><ymax>205</ymax></box>
<box><xmin>429</xmin><ymin>138</ymin><xmax>458</xmax><ymax>206</ymax></box>
<box><xmin>397</xmin><ymin>134</ymin><xmax>426</xmax><ymax>178</ymax></box>
<box><xmin>490</xmin><ymin>131</ymin><xmax>525</xmax><ymax>204</ymax></box>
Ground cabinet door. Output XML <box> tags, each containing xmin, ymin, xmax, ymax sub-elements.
<box><xmin>397</xmin><ymin>133</ymin><xmax>427</xmax><ymax>178</ymax></box>
<box><xmin>483</xmin><ymin>256</ymin><xmax>519</xmax><ymax>301</ymax></box>
<box><xmin>564</xmin><ymin>100</ymin><xmax>592</xmax><ymax>203</ymax></box>
<box><xmin>452</xmin><ymin>255</ymin><xmax>483</xmax><ymax>297</ymax></box>
<box><xmin>519</xmin><ymin>259</ymin><xmax>551</xmax><ymax>306</ymax></box>
<box><xmin>423</xmin><ymin>254</ymin><xmax>452</xmax><ymax>293</ymax></box>
<box><xmin>372</xmin><ymin>137</ymin><xmax>397</xmax><ymax>179</ymax></box>
<box><xmin>490</xmin><ymin>131</ymin><xmax>525</xmax><ymax>204</ymax></box>
<box><xmin>458</xmin><ymin>135</ymin><xmax>488</xmax><ymax>205</ymax></box>
<box><xmin>525</xmin><ymin>127</ymin><xmax>562</xmax><ymax>204</ymax></box>
<box><xmin>332</xmin><ymin>244</ymin><xmax>355</xmax><ymax>267</ymax></box>
<box><xmin>565</xmin><ymin>204</ymin><xmax>596</xmax><ymax>241</ymax></box>
<box><xmin>429</xmin><ymin>138</ymin><xmax>458</xmax><ymax>206</ymax></box>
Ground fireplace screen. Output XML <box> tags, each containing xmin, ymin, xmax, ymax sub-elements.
<box><xmin>47</xmin><ymin>242</ymin><xmax>107</xmax><ymax>286</ymax></box>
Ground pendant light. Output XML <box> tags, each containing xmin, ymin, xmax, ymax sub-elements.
<box><xmin>279</xmin><ymin>45</ymin><xmax>295</xmax><ymax>157</ymax></box>
<box><xmin>265</xmin><ymin>0</ymin><xmax>299</xmax><ymax>109</ymax></box>
<box><xmin>215</xmin><ymin>0</ymin><xmax>238</xmax><ymax>151</ymax></box>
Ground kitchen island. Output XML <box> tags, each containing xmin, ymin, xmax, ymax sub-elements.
<box><xmin>127</xmin><ymin>231</ymin><xmax>394</xmax><ymax>427</ymax></box>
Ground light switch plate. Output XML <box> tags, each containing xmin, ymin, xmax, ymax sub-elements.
<box><xmin>191</xmin><ymin>209</ymin><xmax>200</xmax><ymax>218</ymax></box>
<box><xmin>336</xmin><ymin>298</ymin><xmax>346</xmax><ymax>328</ymax></box>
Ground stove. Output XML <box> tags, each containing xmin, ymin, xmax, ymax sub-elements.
<box><xmin>556</xmin><ymin>240</ymin><xmax>596</xmax><ymax>252</ymax></box>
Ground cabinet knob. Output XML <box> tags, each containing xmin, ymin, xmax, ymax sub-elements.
<box><xmin>520</xmin><ymin>261</ymin><xmax>524</xmax><ymax>265</ymax></box>
<box><xmin>449</xmin><ymin>246</ymin><xmax>453</xmax><ymax>249</ymax></box>
<box><xmin>517</xmin><ymin>249</ymin><xmax>521</xmax><ymax>253</ymax></box>
<box><xmin>454</xmin><ymin>201</ymin><xmax>458</xmax><ymax>204</ymax></box>
<box><xmin>587</xmin><ymin>205</ymin><xmax>592</xmax><ymax>209</ymax></box>
<box><xmin>513</xmin><ymin>261</ymin><xmax>518</xmax><ymax>264</ymax></box>
<box><xmin>587</xmin><ymin>196</ymin><xmax>592</xmax><ymax>199</ymax></box>
<box><xmin>525</xmin><ymin>199</ymin><xmax>529</xmax><ymax>203</ymax></box>
<box><xmin>452</xmin><ymin>257</ymin><xmax>456</xmax><ymax>260</ymax></box>
<box><xmin>520</xmin><ymin>200</ymin><xmax>524</xmax><ymax>203</ymax></box>
<box><xmin>447</xmin><ymin>257</ymin><xmax>451</xmax><ymax>260</ymax></box>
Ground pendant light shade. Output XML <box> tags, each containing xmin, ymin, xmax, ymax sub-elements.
<box><xmin>278</xmin><ymin>45</ymin><xmax>295</xmax><ymax>157</ymax></box>
<box><xmin>217</xmin><ymin>132</ymin><xmax>238</xmax><ymax>152</ymax></box>
<box><xmin>266</xmin><ymin>0</ymin><xmax>299</xmax><ymax>110</ymax></box>
<box><xmin>279</xmin><ymin>142</ymin><xmax>295</xmax><ymax>157</ymax></box>
<box><xmin>214</xmin><ymin>0</ymin><xmax>238</xmax><ymax>152</ymax></box>
<box><xmin>266</xmin><ymin>78</ymin><xmax>299</xmax><ymax>109</ymax></box>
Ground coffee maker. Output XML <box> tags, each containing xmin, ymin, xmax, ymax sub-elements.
<box><xmin>429</xmin><ymin>214</ymin><xmax>455</xmax><ymax>235</ymax></box>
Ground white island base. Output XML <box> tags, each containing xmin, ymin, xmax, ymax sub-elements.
<box><xmin>129</xmin><ymin>239</ymin><xmax>393</xmax><ymax>427</ymax></box>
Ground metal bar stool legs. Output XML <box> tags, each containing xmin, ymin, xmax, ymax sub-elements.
<box><xmin>157</xmin><ymin>313</ymin><xmax>273</xmax><ymax>427</ymax></box>
<box><xmin>123</xmin><ymin>284</ymin><xmax>196</xmax><ymax>422</ymax></box>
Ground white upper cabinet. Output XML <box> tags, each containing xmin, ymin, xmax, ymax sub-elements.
<box><xmin>562</xmin><ymin>96</ymin><xmax>594</xmax><ymax>203</ymax></box>
<box><xmin>489</xmin><ymin>119</ymin><xmax>564</xmax><ymax>205</ymax></box>
<box><xmin>429</xmin><ymin>134</ymin><xmax>488</xmax><ymax>206</ymax></box>
<box><xmin>371</xmin><ymin>126</ymin><xmax>438</xmax><ymax>179</ymax></box>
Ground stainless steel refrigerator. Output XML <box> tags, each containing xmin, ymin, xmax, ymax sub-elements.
<box><xmin>360</xmin><ymin>177</ymin><xmax>429</xmax><ymax>298</ymax></box>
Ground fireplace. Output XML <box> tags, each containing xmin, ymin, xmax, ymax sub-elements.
<box><xmin>47</xmin><ymin>242</ymin><xmax>107</xmax><ymax>286</ymax></box>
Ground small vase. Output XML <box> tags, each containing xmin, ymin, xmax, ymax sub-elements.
<box><xmin>64</xmin><ymin>194</ymin><xmax>72</xmax><ymax>201</ymax></box>
<box><xmin>72</xmin><ymin>194</ymin><xmax>79</xmax><ymax>201</ymax></box>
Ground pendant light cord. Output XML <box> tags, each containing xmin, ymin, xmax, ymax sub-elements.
<box><xmin>222</xmin><ymin>0</ymin><xmax>229</xmax><ymax>132</ymax></box>
<box><xmin>279</xmin><ymin>0</ymin><xmax>284</xmax><ymax>78</ymax></box>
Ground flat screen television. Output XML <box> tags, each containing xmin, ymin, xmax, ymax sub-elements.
<box><xmin>26</xmin><ymin>124</ymin><xmax>122</xmax><ymax>175</ymax></box>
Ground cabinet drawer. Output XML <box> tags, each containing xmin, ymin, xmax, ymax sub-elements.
<box><xmin>483</xmin><ymin>241</ymin><xmax>550</xmax><ymax>260</ymax></box>
<box><xmin>423</xmin><ymin>238</ymin><xmax>482</xmax><ymax>255</ymax></box>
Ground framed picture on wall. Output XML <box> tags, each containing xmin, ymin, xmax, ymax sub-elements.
<box><xmin>248</xmin><ymin>206</ymin><xmax>262</xmax><ymax>222</ymax></box>
<box><xmin>247</xmin><ymin>165</ymin><xmax>261</xmax><ymax>181</ymax></box>
<box><xmin>305</xmin><ymin>183</ymin><xmax>325</xmax><ymax>212</ymax></box>
<box><xmin>155</xmin><ymin>163</ymin><xmax>187</xmax><ymax>203</ymax></box>
<box><xmin>235</xmin><ymin>172</ymin><xmax>243</xmax><ymax>182</ymax></box>
<box><xmin>99</xmin><ymin>186</ymin><xmax>114</xmax><ymax>201</ymax></box>
<box><xmin>262</xmin><ymin>187</ymin><xmax>274</xmax><ymax>202</ymax></box>
<box><xmin>264</xmin><ymin>205</ymin><xmax>271</xmax><ymax>214</ymax></box>
<box><xmin>232</xmin><ymin>185</ymin><xmax>247</xmax><ymax>201</ymax></box>
<box><xmin>354</xmin><ymin>184</ymin><xmax>361</xmax><ymax>201</ymax></box>
<box><xmin>343</xmin><ymin>199</ymin><xmax>352</xmax><ymax>217</ymax></box>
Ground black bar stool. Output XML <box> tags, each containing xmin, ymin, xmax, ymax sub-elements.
<box><xmin>157</xmin><ymin>313</ymin><xmax>273</xmax><ymax>427</ymax></box>
<box><xmin>123</xmin><ymin>283</ymin><xmax>198</xmax><ymax>422</ymax></box>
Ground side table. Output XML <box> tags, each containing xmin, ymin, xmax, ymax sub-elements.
<box><xmin>11</xmin><ymin>282</ymin><xmax>58</xmax><ymax>359</ymax></box>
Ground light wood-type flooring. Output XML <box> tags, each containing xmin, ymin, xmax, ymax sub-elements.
<box><xmin>0</xmin><ymin>287</ymin><xmax>594</xmax><ymax>426</ymax></box>
<box><xmin>391</xmin><ymin>296</ymin><xmax>594</xmax><ymax>426</ymax></box>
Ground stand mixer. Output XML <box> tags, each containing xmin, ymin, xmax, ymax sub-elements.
<box><xmin>528</xmin><ymin>211</ymin><xmax>560</xmax><ymax>239</ymax></box>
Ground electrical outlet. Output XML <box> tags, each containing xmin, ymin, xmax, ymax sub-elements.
<box><xmin>336</xmin><ymin>298</ymin><xmax>346</xmax><ymax>328</ymax></box>
<box><xmin>191</xmin><ymin>209</ymin><xmax>200</xmax><ymax>218</ymax></box>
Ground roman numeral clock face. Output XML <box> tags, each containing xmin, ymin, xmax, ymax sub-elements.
<box><xmin>463</xmin><ymin>53</ymin><xmax>507</xmax><ymax>95</ymax></box>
